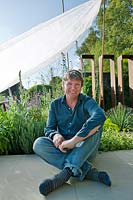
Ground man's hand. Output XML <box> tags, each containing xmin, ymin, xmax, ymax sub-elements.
<box><xmin>59</xmin><ymin>138</ymin><xmax>76</xmax><ymax>153</ymax></box>
<box><xmin>54</xmin><ymin>125</ymin><xmax>101</xmax><ymax>153</ymax></box>
<box><xmin>53</xmin><ymin>134</ymin><xmax>65</xmax><ymax>148</ymax></box>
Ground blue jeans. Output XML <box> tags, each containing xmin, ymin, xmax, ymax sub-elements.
<box><xmin>33</xmin><ymin>129</ymin><xmax>102</xmax><ymax>181</ymax></box>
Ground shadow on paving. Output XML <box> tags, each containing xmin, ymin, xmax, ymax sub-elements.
<box><xmin>0</xmin><ymin>150</ymin><xmax>133</xmax><ymax>200</ymax></box>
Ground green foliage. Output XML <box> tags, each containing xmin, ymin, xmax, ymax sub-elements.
<box><xmin>103</xmin><ymin>72</ymin><xmax>112</xmax><ymax>110</ymax></box>
<box><xmin>0</xmin><ymin>134</ymin><xmax>10</xmax><ymax>154</ymax></box>
<box><xmin>0</xmin><ymin>112</ymin><xmax>11</xmax><ymax>154</ymax></box>
<box><xmin>77</xmin><ymin>0</ymin><xmax>133</xmax><ymax>109</ymax></box>
<box><xmin>83</xmin><ymin>76</ymin><xmax>92</xmax><ymax>96</ymax></box>
<box><xmin>83</xmin><ymin>73</ymin><xmax>112</xmax><ymax>109</ymax></box>
<box><xmin>27</xmin><ymin>84</ymin><xmax>52</xmax><ymax>110</ymax></box>
<box><xmin>77</xmin><ymin>0</ymin><xmax>133</xmax><ymax>63</ymax></box>
<box><xmin>99</xmin><ymin>128</ymin><xmax>133</xmax><ymax>152</ymax></box>
<box><xmin>100</xmin><ymin>114</ymin><xmax>133</xmax><ymax>151</ymax></box>
<box><xmin>0</xmin><ymin>82</ymin><xmax>133</xmax><ymax>154</ymax></box>
<box><xmin>27</xmin><ymin>78</ymin><xmax>63</xmax><ymax>105</ymax></box>
<box><xmin>9</xmin><ymin>104</ymin><xmax>45</xmax><ymax>154</ymax></box>
<box><xmin>106</xmin><ymin>103</ymin><xmax>133</xmax><ymax>131</ymax></box>
<box><xmin>103</xmin><ymin>118</ymin><xmax>120</xmax><ymax>132</ymax></box>
<box><xmin>28</xmin><ymin>84</ymin><xmax>52</xmax><ymax>95</ymax></box>
<box><xmin>103</xmin><ymin>0</ymin><xmax>133</xmax><ymax>56</ymax></box>
<box><xmin>76</xmin><ymin>28</ymin><xmax>98</xmax><ymax>56</ymax></box>
<box><xmin>116</xmin><ymin>60</ymin><xmax>130</xmax><ymax>106</ymax></box>
<box><xmin>0</xmin><ymin>95</ymin><xmax>5</xmax><ymax>102</ymax></box>
<box><xmin>49</xmin><ymin>76</ymin><xmax>63</xmax><ymax>98</ymax></box>
<box><xmin>0</xmin><ymin>98</ymin><xmax>47</xmax><ymax>155</ymax></box>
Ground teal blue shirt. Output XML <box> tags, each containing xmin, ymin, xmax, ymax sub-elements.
<box><xmin>45</xmin><ymin>93</ymin><xmax>106</xmax><ymax>139</ymax></box>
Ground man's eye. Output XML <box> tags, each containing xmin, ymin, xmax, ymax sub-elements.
<box><xmin>67</xmin><ymin>83</ymin><xmax>72</xmax><ymax>86</ymax></box>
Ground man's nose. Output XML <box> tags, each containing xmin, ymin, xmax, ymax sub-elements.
<box><xmin>71</xmin><ymin>85</ymin><xmax>76</xmax><ymax>89</ymax></box>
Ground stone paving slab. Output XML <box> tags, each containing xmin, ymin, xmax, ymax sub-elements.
<box><xmin>0</xmin><ymin>150</ymin><xmax>133</xmax><ymax>200</ymax></box>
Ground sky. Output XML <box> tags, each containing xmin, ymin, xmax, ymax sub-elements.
<box><xmin>0</xmin><ymin>0</ymin><xmax>90</xmax><ymax>89</ymax></box>
<box><xmin>0</xmin><ymin>0</ymin><xmax>88</xmax><ymax>44</ymax></box>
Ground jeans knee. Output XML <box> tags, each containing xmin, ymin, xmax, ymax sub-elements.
<box><xmin>33</xmin><ymin>136</ymin><xmax>52</xmax><ymax>155</ymax></box>
<box><xmin>33</xmin><ymin>137</ymin><xmax>38</xmax><ymax>154</ymax></box>
<box><xmin>33</xmin><ymin>137</ymin><xmax>44</xmax><ymax>154</ymax></box>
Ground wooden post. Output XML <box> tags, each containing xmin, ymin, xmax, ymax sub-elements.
<box><xmin>91</xmin><ymin>58</ymin><xmax>96</xmax><ymax>99</ymax></box>
<box><xmin>117</xmin><ymin>55</ymin><xmax>124</xmax><ymax>104</ymax></box>
<box><xmin>109</xmin><ymin>55</ymin><xmax>116</xmax><ymax>107</ymax></box>
<box><xmin>81</xmin><ymin>54</ymin><xmax>96</xmax><ymax>99</ymax></box>
<box><xmin>128</xmin><ymin>57</ymin><xmax>133</xmax><ymax>108</ymax></box>
<box><xmin>80</xmin><ymin>55</ymin><xmax>83</xmax><ymax>73</ymax></box>
<box><xmin>99</xmin><ymin>55</ymin><xmax>104</xmax><ymax>108</ymax></box>
<box><xmin>99</xmin><ymin>55</ymin><xmax>116</xmax><ymax>108</ymax></box>
<box><xmin>117</xmin><ymin>55</ymin><xmax>133</xmax><ymax>107</ymax></box>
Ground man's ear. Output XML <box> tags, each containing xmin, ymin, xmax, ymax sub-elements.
<box><xmin>62</xmin><ymin>80</ymin><xmax>65</xmax><ymax>90</ymax></box>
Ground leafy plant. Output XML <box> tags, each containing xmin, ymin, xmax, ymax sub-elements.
<box><xmin>77</xmin><ymin>0</ymin><xmax>133</xmax><ymax>62</ymax></box>
<box><xmin>103</xmin><ymin>118</ymin><xmax>120</xmax><ymax>132</ymax></box>
<box><xmin>0</xmin><ymin>96</ymin><xmax>47</xmax><ymax>155</ymax></box>
<box><xmin>83</xmin><ymin>76</ymin><xmax>92</xmax><ymax>96</ymax></box>
<box><xmin>0</xmin><ymin>111</ymin><xmax>12</xmax><ymax>155</ymax></box>
<box><xmin>99</xmin><ymin>128</ymin><xmax>133</xmax><ymax>152</ymax></box>
<box><xmin>106</xmin><ymin>103</ymin><xmax>133</xmax><ymax>131</ymax></box>
<box><xmin>0</xmin><ymin>119</ymin><xmax>10</xmax><ymax>155</ymax></box>
<box><xmin>0</xmin><ymin>134</ymin><xmax>10</xmax><ymax>155</ymax></box>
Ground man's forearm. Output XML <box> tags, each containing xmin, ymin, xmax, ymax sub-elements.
<box><xmin>72</xmin><ymin>125</ymin><xmax>101</xmax><ymax>145</ymax></box>
<box><xmin>59</xmin><ymin>125</ymin><xmax>101</xmax><ymax>152</ymax></box>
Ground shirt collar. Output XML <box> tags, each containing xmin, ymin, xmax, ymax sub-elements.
<box><xmin>61</xmin><ymin>93</ymin><xmax>83</xmax><ymax>104</ymax></box>
<box><xmin>61</xmin><ymin>95</ymin><xmax>66</xmax><ymax>103</ymax></box>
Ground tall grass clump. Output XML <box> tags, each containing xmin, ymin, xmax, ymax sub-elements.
<box><xmin>0</xmin><ymin>93</ymin><xmax>48</xmax><ymax>155</ymax></box>
<box><xmin>0</xmin><ymin>112</ymin><xmax>11</xmax><ymax>154</ymax></box>
<box><xmin>106</xmin><ymin>103</ymin><xmax>133</xmax><ymax>131</ymax></box>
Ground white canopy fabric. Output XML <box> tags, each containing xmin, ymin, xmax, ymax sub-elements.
<box><xmin>0</xmin><ymin>0</ymin><xmax>101</xmax><ymax>93</ymax></box>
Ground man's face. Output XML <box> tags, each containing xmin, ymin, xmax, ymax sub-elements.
<box><xmin>62</xmin><ymin>78</ymin><xmax>82</xmax><ymax>98</ymax></box>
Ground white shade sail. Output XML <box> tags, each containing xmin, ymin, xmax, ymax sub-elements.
<box><xmin>0</xmin><ymin>0</ymin><xmax>101</xmax><ymax>92</ymax></box>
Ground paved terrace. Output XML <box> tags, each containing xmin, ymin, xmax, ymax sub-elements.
<box><xmin>0</xmin><ymin>150</ymin><xmax>133</xmax><ymax>200</ymax></box>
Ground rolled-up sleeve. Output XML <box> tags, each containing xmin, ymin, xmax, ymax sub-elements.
<box><xmin>76</xmin><ymin>98</ymin><xmax>106</xmax><ymax>137</ymax></box>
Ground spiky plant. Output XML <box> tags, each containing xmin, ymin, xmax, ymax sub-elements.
<box><xmin>106</xmin><ymin>103</ymin><xmax>133</xmax><ymax>131</ymax></box>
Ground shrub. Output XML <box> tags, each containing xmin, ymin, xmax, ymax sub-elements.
<box><xmin>0</xmin><ymin>112</ymin><xmax>11</xmax><ymax>154</ymax></box>
<box><xmin>106</xmin><ymin>103</ymin><xmax>133</xmax><ymax>131</ymax></box>
<box><xmin>99</xmin><ymin>128</ymin><xmax>133</xmax><ymax>152</ymax></box>
<box><xmin>103</xmin><ymin>118</ymin><xmax>120</xmax><ymax>132</ymax></box>
<box><xmin>83</xmin><ymin>76</ymin><xmax>92</xmax><ymax>97</ymax></box>
<box><xmin>0</xmin><ymin>99</ymin><xmax>47</xmax><ymax>155</ymax></box>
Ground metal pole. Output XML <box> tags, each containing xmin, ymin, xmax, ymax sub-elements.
<box><xmin>61</xmin><ymin>0</ymin><xmax>65</xmax><ymax>13</ymax></box>
<box><xmin>61</xmin><ymin>0</ymin><xmax>69</xmax><ymax>70</ymax></box>
<box><xmin>99</xmin><ymin>0</ymin><xmax>105</xmax><ymax>108</ymax></box>
<box><xmin>102</xmin><ymin>0</ymin><xmax>105</xmax><ymax>58</ymax></box>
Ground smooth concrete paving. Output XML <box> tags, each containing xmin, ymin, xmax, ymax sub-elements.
<box><xmin>0</xmin><ymin>150</ymin><xmax>133</xmax><ymax>200</ymax></box>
